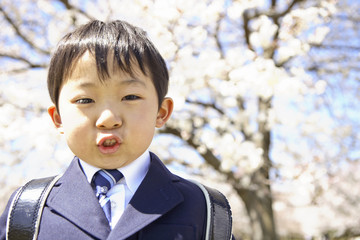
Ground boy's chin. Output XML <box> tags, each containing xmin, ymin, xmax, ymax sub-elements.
<box><xmin>86</xmin><ymin>157</ymin><xmax>134</xmax><ymax>169</ymax></box>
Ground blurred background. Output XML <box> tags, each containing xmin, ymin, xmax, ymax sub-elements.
<box><xmin>0</xmin><ymin>0</ymin><xmax>359</xmax><ymax>239</ymax></box>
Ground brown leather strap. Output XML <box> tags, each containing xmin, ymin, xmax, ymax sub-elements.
<box><xmin>6</xmin><ymin>175</ymin><xmax>60</xmax><ymax>240</ymax></box>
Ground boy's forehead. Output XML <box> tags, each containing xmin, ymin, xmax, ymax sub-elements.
<box><xmin>68</xmin><ymin>51</ymin><xmax>147</xmax><ymax>81</ymax></box>
<box><xmin>60</xmin><ymin>51</ymin><xmax>154</xmax><ymax>92</ymax></box>
<box><xmin>69</xmin><ymin>52</ymin><xmax>96</xmax><ymax>78</ymax></box>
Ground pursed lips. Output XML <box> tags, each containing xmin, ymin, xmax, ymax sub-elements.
<box><xmin>97</xmin><ymin>134</ymin><xmax>122</xmax><ymax>154</ymax></box>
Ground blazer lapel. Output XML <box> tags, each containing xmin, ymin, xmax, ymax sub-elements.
<box><xmin>46</xmin><ymin>157</ymin><xmax>111</xmax><ymax>239</ymax></box>
<box><xmin>107</xmin><ymin>153</ymin><xmax>184</xmax><ymax>240</ymax></box>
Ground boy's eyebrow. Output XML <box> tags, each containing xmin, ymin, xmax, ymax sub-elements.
<box><xmin>76</xmin><ymin>82</ymin><xmax>97</xmax><ymax>88</ymax></box>
<box><xmin>73</xmin><ymin>78</ymin><xmax>147</xmax><ymax>88</ymax></box>
<box><xmin>119</xmin><ymin>78</ymin><xmax>147</xmax><ymax>87</ymax></box>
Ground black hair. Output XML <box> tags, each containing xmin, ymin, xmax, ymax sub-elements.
<box><xmin>47</xmin><ymin>20</ymin><xmax>169</xmax><ymax>109</ymax></box>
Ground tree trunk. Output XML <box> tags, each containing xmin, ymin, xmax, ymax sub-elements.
<box><xmin>238</xmin><ymin>169</ymin><xmax>277</xmax><ymax>240</ymax></box>
<box><xmin>236</xmin><ymin>96</ymin><xmax>277</xmax><ymax>240</ymax></box>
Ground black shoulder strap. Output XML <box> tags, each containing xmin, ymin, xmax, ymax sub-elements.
<box><xmin>6</xmin><ymin>176</ymin><xmax>232</xmax><ymax>240</ymax></box>
<box><xmin>191</xmin><ymin>181</ymin><xmax>233</xmax><ymax>240</ymax></box>
<box><xmin>6</xmin><ymin>175</ymin><xmax>61</xmax><ymax>240</ymax></box>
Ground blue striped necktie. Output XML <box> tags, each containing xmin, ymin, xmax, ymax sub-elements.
<box><xmin>92</xmin><ymin>169</ymin><xmax>123</xmax><ymax>224</ymax></box>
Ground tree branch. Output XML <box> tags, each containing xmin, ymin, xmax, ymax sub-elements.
<box><xmin>242</xmin><ymin>9</ymin><xmax>255</xmax><ymax>51</ymax></box>
<box><xmin>242</xmin><ymin>0</ymin><xmax>305</xmax><ymax>53</ymax></box>
<box><xmin>185</xmin><ymin>98</ymin><xmax>225</xmax><ymax>115</ymax></box>
<box><xmin>159</xmin><ymin>126</ymin><xmax>221</xmax><ymax>170</ymax></box>
<box><xmin>159</xmin><ymin>125</ymin><xmax>249</xmax><ymax>196</ymax></box>
<box><xmin>57</xmin><ymin>0</ymin><xmax>95</xmax><ymax>21</ymax></box>
<box><xmin>273</xmin><ymin>0</ymin><xmax>304</xmax><ymax>21</ymax></box>
<box><xmin>237</xmin><ymin>97</ymin><xmax>253</xmax><ymax>141</ymax></box>
<box><xmin>270</xmin><ymin>0</ymin><xmax>305</xmax><ymax>59</ymax></box>
<box><xmin>0</xmin><ymin>53</ymin><xmax>47</xmax><ymax>69</ymax></box>
<box><xmin>310</xmin><ymin>43</ymin><xmax>360</xmax><ymax>51</ymax></box>
<box><xmin>213</xmin><ymin>13</ymin><xmax>225</xmax><ymax>58</ymax></box>
<box><xmin>0</xmin><ymin>6</ymin><xmax>50</xmax><ymax>55</ymax></box>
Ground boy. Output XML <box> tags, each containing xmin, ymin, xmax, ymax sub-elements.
<box><xmin>0</xmin><ymin>20</ymin><xmax>231</xmax><ymax>239</ymax></box>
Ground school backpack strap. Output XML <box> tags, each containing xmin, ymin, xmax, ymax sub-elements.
<box><xmin>6</xmin><ymin>175</ymin><xmax>61</xmax><ymax>240</ymax></box>
<box><xmin>190</xmin><ymin>181</ymin><xmax>233</xmax><ymax>240</ymax></box>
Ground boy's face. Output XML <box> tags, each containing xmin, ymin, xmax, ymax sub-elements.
<box><xmin>48</xmin><ymin>52</ymin><xmax>173</xmax><ymax>169</ymax></box>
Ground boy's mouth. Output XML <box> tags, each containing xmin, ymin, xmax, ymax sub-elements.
<box><xmin>97</xmin><ymin>135</ymin><xmax>121</xmax><ymax>154</ymax></box>
<box><xmin>103</xmin><ymin>139</ymin><xmax>117</xmax><ymax>147</ymax></box>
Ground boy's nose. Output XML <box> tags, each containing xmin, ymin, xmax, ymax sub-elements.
<box><xmin>96</xmin><ymin>109</ymin><xmax>122</xmax><ymax>129</ymax></box>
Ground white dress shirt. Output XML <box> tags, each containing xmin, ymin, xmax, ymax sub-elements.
<box><xmin>78</xmin><ymin>150</ymin><xmax>150</xmax><ymax>229</ymax></box>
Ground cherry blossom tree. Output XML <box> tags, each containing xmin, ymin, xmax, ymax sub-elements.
<box><xmin>1</xmin><ymin>0</ymin><xmax>359</xmax><ymax>239</ymax></box>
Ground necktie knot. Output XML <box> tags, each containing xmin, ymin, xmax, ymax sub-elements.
<box><xmin>91</xmin><ymin>169</ymin><xmax>123</xmax><ymax>225</ymax></box>
<box><xmin>92</xmin><ymin>169</ymin><xmax>123</xmax><ymax>197</ymax></box>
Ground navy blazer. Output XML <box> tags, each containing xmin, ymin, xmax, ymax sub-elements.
<box><xmin>0</xmin><ymin>153</ymin><xmax>207</xmax><ymax>239</ymax></box>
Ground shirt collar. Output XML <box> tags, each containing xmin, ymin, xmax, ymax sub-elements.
<box><xmin>78</xmin><ymin>150</ymin><xmax>150</xmax><ymax>194</ymax></box>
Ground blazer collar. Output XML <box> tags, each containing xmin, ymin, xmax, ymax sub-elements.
<box><xmin>46</xmin><ymin>153</ymin><xmax>183</xmax><ymax>240</ymax></box>
<box><xmin>107</xmin><ymin>152</ymin><xmax>184</xmax><ymax>240</ymax></box>
<box><xmin>46</xmin><ymin>157</ymin><xmax>111</xmax><ymax>239</ymax></box>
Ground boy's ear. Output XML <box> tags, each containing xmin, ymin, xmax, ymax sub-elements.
<box><xmin>156</xmin><ymin>97</ymin><xmax>174</xmax><ymax>128</ymax></box>
<box><xmin>48</xmin><ymin>105</ymin><xmax>64</xmax><ymax>134</ymax></box>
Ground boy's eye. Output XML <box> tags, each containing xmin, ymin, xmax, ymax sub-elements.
<box><xmin>122</xmin><ymin>95</ymin><xmax>140</xmax><ymax>101</ymax></box>
<box><xmin>75</xmin><ymin>98</ymin><xmax>94</xmax><ymax>104</ymax></box>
